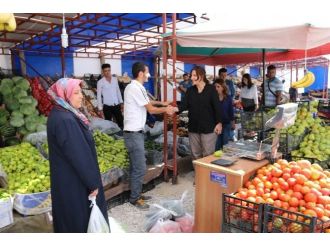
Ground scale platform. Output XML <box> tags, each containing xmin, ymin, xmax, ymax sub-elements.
<box><xmin>223</xmin><ymin>139</ymin><xmax>272</xmax><ymax>160</ymax></box>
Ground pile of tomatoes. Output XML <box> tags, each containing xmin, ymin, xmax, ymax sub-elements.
<box><xmin>232</xmin><ymin>159</ymin><xmax>330</xmax><ymax>232</ymax></box>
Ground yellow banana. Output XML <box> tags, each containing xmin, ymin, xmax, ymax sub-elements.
<box><xmin>297</xmin><ymin>72</ymin><xmax>315</xmax><ymax>88</ymax></box>
<box><xmin>292</xmin><ymin>73</ymin><xmax>310</xmax><ymax>88</ymax></box>
<box><xmin>0</xmin><ymin>14</ymin><xmax>16</xmax><ymax>32</ymax></box>
<box><xmin>5</xmin><ymin>15</ymin><xmax>16</xmax><ymax>32</ymax></box>
<box><xmin>292</xmin><ymin>71</ymin><xmax>315</xmax><ymax>88</ymax></box>
<box><xmin>0</xmin><ymin>13</ymin><xmax>12</xmax><ymax>23</ymax></box>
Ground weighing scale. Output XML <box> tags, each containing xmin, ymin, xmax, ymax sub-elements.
<box><xmin>223</xmin><ymin>103</ymin><xmax>298</xmax><ymax>161</ymax></box>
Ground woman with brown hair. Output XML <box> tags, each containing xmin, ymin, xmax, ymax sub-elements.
<box><xmin>179</xmin><ymin>66</ymin><xmax>222</xmax><ymax>162</ymax></box>
<box><xmin>214</xmin><ymin>79</ymin><xmax>235</xmax><ymax>150</ymax></box>
<box><xmin>239</xmin><ymin>73</ymin><xmax>259</xmax><ymax>112</ymax></box>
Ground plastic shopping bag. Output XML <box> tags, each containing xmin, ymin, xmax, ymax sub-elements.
<box><xmin>144</xmin><ymin>203</ymin><xmax>174</xmax><ymax>232</ymax></box>
<box><xmin>175</xmin><ymin>213</ymin><xmax>194</xmax><ymax>233</ymax></box>
<box><xmin>87</xmin><ymin>196</ymin><xmax>110</xmax><ymax>233</ymax></box>
<box><xmin>144</xmin><ymin>191</ymin><xmax>189</xmax><ymax>232</ymax></box>
<box><xmin>149</xmin><ymin>219</ymin><xmax>181</xmax><ymax>233</ymax></box>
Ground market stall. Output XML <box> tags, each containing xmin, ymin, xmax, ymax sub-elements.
<box><xmin>193</xmin><ymin>154</ymin><xmax>271</xmax><ymax>232</ymax></box>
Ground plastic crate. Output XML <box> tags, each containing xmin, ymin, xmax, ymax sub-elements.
<box><xmin>318</xmin><ymin>99</ymin><xmax>330</xmax><ymax>119</ymax></box>
<box><xmin>240</xmin><ymin>109</ymin><xmax>276</xmax><ymax>132</ymax></box>
<box><xmin>262</xmin><ymin>130</ymin><xmax>306</xmax><ymax>155</ymax></box>
<box><xmin>222</xmin><ymin>194</ymin><xmax>264</xmax><ymax>233</ymax></box>
<box><xmin>263</xmin><ymin>204</ymin><xmax>330</xmax><ymax>233</ymax></box>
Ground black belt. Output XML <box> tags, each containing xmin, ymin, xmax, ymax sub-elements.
<box><xmin>124</xmin><ymin>130</ymin><xmax>143</xmax><ymax>133</ymax></box>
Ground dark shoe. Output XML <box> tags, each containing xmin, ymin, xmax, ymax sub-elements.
<box><xmin>140</xmin><ymin>195</ymin><xmax>152</xmax><ymax>201</ymax></box>
<box><xmin>130</xmin><ymin>199</ymin><xmax>150</xmax><ymax>210</ymax></box>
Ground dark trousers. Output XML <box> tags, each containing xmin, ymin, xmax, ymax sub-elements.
<box><xmin>215</xmin><ymin>123</ymin><xmax>231</xmax><ymax>150</ymax></box>
<box><xmin>243</xmin><ymin>104</ymin><xmax>256</xmax><ymax>112</ymax></box>
<box><xmin>103</xmin><ymin>104</ymin><xmax>123</xmax><ymax>129</ymax></box>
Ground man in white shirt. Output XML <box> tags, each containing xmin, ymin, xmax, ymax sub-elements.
<box><xmin>124</xmin><ymin>61</ymin><xmax>177</xmax><ymax>210</ymax></box>
<box><xmin>97</xmin><ymin>63</ymin><xmax>124</xmax><ymax>129</ymax></box>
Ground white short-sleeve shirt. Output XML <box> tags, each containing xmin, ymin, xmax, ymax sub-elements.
<box><xmin>123</xmin><ymin>80</ymin><xmax>150</xmax><ymax>131</ymax></box>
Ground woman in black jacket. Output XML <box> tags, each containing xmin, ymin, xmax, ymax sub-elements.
<box><xmin>179</xmin><ymin>66</ymin><xmax>222</xmax><ymax>161</ymax></box>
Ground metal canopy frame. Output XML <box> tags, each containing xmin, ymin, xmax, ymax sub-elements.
<box><xmin>0</xmin><ymin>13</ymin><xmax>197</xmax><ymax>183</ymax></box>
<box><xmin>0</xmin><ymin>13</ymin><xmax>196</xmax><ymax>59</ymax></box>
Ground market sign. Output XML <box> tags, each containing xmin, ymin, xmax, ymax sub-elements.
<box><xmin>210</xmin><ymin>171</ymin><xmax>227</xmax><ymax>188</ymax></box>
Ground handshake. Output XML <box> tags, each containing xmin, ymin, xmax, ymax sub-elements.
<box><xmin>165</xmin><ymin>105</ymin><xmax>179</xmax><ymax>116</ymax></box>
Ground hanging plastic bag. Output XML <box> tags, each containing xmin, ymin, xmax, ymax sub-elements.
<box><xmin>87</xmin><ymin>196</ymin><xmax>110</xmax><ymax>233</ymax></box>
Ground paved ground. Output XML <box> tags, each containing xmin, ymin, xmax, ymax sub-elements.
<box><xmin>108</xmin><ymin>171</ymin><xmax>195</xmax><ymax>233</ymax></box>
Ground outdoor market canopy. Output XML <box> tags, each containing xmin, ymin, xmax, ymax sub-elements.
<box><xmin>164</xmin><ymin>21</ymin><xmax>330</xmax><ymax>65</ymax></box>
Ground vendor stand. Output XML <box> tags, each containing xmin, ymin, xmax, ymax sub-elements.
<box><xmin>193</xmin><ymin>154</ymin><xmax>271</xmax><ymax>232</ymax></box>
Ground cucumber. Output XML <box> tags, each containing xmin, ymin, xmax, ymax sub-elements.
<box><xmin>0</xmin><ymin>124</ymin><xmax>16</xmax><ymax>137</ymax></box>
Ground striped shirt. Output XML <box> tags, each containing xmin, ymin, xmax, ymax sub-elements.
<box><xmin>264</xmin><ymin>77</ymin><xmax>283</xmax><ymax>107</ymax></box>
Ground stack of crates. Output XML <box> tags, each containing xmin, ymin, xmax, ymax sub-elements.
<box><xmin>222</xmin><ymin>194</ymin><xmax>264</xmax><ymax>233</ymax></box>
<box><xmin>222</xmin><ymin>193</ymin><xmax>330</xmax><ymax>233</ymax></box>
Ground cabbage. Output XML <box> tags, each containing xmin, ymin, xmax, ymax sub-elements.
<box><xmin>10</xmin><ymin>115</ymin><xmax>25</xmax><ymax>127</ymax></box>
<box><xmin>15</xmin><ymin>90</ymin><xmax>28</xmax><ymax>99</ymax></box>
<box><xmin>36</xmin><ymin>124</ymin><xmax>46</xmax><ymax>132</ymax></box>
<box><xmin>25</xmin><ymin>115</ymin><xmax>38</xmax><ymax>124</ymax></box>
<box><xmin>20</xmin><ymin>104</ymin><xmax>36</xmax><ymax>115</ymax></box>
<box><xmin>6</xmin><ymin>99</ymin><xmax>20</xmax><ymax>111</ymax></box>
<box><xmin>31</xmin><ymin>98</ymin><xmax>38</xmax><ymax>108</ymax></box>
<box><xmin>12</xmin><ymin>111</ymin><xmax>24</xmax><ymax>119</ymax></box>
<box><xmin>12</xmin><ymin>86</ymin><xmax>23</xmax><ymax>95</ymax></box>
<box><xmin>16</xmin><ymin>78</ymin><xmax>30</xmax><ymax>91</ymax></box>
<box><xmin>0</xmin><ymin>78</ymin><xmax>14</xmax><ymax>88</ymax></box>
<box><xmin>19</xmin><ymin>96</ymin><xmax>33</xmax><ymax>104</ymax></box>
<box><xmin>25</xmin><ymin>121</ymin><xmax>37</xmax><ymax>132</ymax></box>
<box><xmin>38</xmin><ymin>116</ymin><xmax>47</xmax><ymax>125</ymax></box>
<box><xmin>13</xmin><ymin>86</ymin><xmax>28</xmax><ymax>99</ymax></box>
<box><xmin>12</xmin><ymin>76</ymin><xmax>24</xmax><ymax>83</ymax></box>
<box><xmin>0</xmin><ymin>83</ymin><xmax>12</xmax><ymax>95</ymax></box>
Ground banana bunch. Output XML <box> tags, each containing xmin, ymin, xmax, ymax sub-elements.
<box><xmin>0</xmin><ymin>13</ymin><xmax>16</xmax><ymax>32</ymax></box>
<box><xmin>292</xmin><ymin>71</ymin><xmax>315</xmax><ymax>88</ymax></box>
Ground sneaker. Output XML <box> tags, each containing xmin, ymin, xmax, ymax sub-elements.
<box><xmin>130</xmin><ymin>199</ymin><xmax>150</xmax><ymax>210</ymax></box>
<box><xmin>140</xmin><ymin>195</ymin><xmax>152</xmax><ymax>201</ymax></box>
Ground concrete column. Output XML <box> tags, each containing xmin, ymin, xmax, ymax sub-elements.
<box><xmin>19</xmin><ymin>50</ymin><xmax>26</xmax><ymax>76</ymax></box>
<box><xmin>99</xmin><ymin>54</ymin><xmax>105</xmax><ymax>66</ymax></box>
